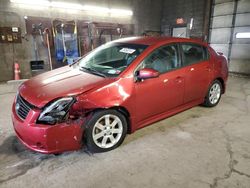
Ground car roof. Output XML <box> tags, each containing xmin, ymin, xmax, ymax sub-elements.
<box><xmin>114</xmin><ymin>36</ymin><xmax>208</xmax><ymax>47</ymax></box>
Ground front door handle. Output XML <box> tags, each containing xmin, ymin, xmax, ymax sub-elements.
<box><xmin>206</xmin><ymin>66</ymin><xmax>211</xmax><ymax>72</ymax></box>
<box><xmin>175</xmin><ymin>76</ymin><xmax>183</xmax><ymax>83</ymax></box>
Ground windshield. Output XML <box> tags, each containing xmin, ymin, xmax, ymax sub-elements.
<box><xmin>78</xmin><ymin>43</ymin><xmax>148</xmax><ymax>77</ymax></box>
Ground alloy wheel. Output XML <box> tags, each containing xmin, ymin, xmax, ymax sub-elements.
<box><xmin>92</xmin><ymin>114</ymin><xmax>123</xmax><ymax>149</ymax></box>
<box><xmin>209</xmin><ymin>83</ymin><xmax>221</xmax><ymax>105</ymax></box>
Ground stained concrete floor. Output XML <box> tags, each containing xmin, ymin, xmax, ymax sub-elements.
<box><xmin>0</xmin><ymin>76</ymin><xmax>250</xmax><ymax>188</ymax></box>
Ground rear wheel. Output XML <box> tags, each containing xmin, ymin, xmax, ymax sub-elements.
<box><xmin>203</xmin><ymin>80</ymin><xmax>222</xmax><ymax>107</ymax></box>
<box><xmin>84</xmin><ymin>109</ymin><xmax>127</xmax><ymax>153</ymax></box>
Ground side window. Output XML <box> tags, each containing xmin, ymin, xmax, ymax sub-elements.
<box><xmin>141</xmin><ymin>45</ymin><xmax>179</xmax><ymax>74</ymax></box>
<box><xmin>181</xmin><ymin>44</ymin><xmax>208</xmax><ymax>66</ymax></box>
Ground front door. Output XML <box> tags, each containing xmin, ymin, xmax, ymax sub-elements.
<box><xmin>135</xmin><ymin>44</ymin><xmax>185</xmax><ymax>123</ymax></box>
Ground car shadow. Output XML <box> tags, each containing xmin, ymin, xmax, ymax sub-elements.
<box><xmin>0</xmin><ymin>135</ymin><xmax>49</xmax><ymax>158</ymax></box>
<box><xmin>123</xmin><ymin>106</ymin><xmax>205</xmax><ymax>145</ymax></box>
<box><xmin>0</xmin><ymin>135</ymin><xmax>92</xmax><ymax>184</ymax></box>
<box><xmin>0</xmin><ymin>135</ymin><xmax>54</xmax><ymax>183</ymax></box>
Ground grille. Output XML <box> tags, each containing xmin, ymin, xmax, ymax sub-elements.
<box><xmin>15</xmin><ymin>94</ymin><xmax>33</xmax><ymax>120</ymax></box>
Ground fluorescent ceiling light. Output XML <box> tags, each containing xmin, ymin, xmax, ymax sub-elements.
<box><xmin>110</xmin><ymin>8</ymin><xmax>133</xmax><ymax>16</ymax></box>
<box><xmin>236</xmin><ymin>32</ymin><xmax>250</xmax><ymax>39</ymax></box>
<box><xmin>51</xmin><ymin>2</ymin><xmax>83</xmax><ymax>10</ymax></box>
<box><xmin>82</xmin><ymin>5</ymin><xmax>109</xmax><ymax>13</ymax></box>
<box><xmin>10</xmin><ymin>0</ymin><xmax>133</xmax><ymax>16</ymax></box>
<box><xmin>82</xmin><ymin>6</ymin><xmax>133</xmax><ymax>16</ymax></box>
<box><xmin>10</xmin><ymin>0</ymin><xmax>50</xmax><ymax>6</ymax></box>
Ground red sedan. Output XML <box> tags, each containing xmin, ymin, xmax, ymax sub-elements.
<box><xmin>12</xmin><ymin>37</ymin><xmax>228</xmax><ymax>153</ymax></box>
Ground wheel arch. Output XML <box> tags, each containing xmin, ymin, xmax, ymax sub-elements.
<box><xmin>215</xmin><ymin>77</ymin><xmax>225</xmax><ymax>94</ymax></box>
<box><xmin>109</xmin><ymin>106</ymin><xmax>131</xmax><ymax>134</ymax></box>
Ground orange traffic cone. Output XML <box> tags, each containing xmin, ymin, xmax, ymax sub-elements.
<box><xmin>14</xmin><ymin>62</ymin><xmax>21</xmax><ymax>80</ymax></box>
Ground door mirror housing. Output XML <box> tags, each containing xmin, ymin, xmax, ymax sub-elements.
<box><xmin>137</xmin><ymin>68</ymin><xmax>160</xmax><ymax>80</ymax></box>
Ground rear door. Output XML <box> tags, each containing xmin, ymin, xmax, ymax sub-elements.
<box><xmin>179</xmin><ymin>43</ymin><xmax>211</xmax><ymax>103</ymax></box>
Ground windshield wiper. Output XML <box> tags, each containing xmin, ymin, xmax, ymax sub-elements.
<box><xmin>80</xmin><ymin>67</ymin><xmax>106</xmax><ymax>78</ymax></box>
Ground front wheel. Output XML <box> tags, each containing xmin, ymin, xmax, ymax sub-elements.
<box><xmin>84</xmin><ymin>109</ymin><xmax>127</xmax><ymax>153</ymax></box>
<box><xmin>203</xmin><ymin>80</ymin><xmax>222</xmax><ymax>107</ymax></box>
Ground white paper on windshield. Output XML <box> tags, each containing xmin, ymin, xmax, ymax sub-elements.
<box><xmin>107</xmin><ymin>69</ymin><xmax>121</xmax><ymax>74</ymax></box>
<box><xmin>108</xmin><ymin>69</ymin><xmax>117</xmax><ymax>74</ymax></box>
<box><xmin>119</xmin><ymin>48</ymin><xmax>136</xmax><ymax>54</ymax></box>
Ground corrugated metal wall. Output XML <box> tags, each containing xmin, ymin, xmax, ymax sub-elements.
<box><xmin>209</xmin><ymin>0</ymin><xmax>250</xmax><ymax>74</ymax></box>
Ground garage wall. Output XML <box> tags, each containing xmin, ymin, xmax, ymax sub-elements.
<box><xmin>161</xmin><ymin>0</ymin><xmax>210</xmax><ymax>40</ymax></box>
<box><xmin>209</xmin><ymin>0</ymin><xmax>250</xmax><ymax>75</ymax></box>
<box><xmin>0</xmin><ymin>0</ymin><xmax>163</xmax><ymax>82</ymax></box>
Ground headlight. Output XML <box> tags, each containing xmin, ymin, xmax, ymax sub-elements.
<box><xmin>37</xmin><ymin>97</ymin><xmax>75</xmax><ymax>125</ymax></box>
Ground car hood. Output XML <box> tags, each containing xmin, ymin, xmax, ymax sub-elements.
<box><xmin>19</xmin><ymin>66</ymin><xmax>112</xmax><ymax>108</ymax></box>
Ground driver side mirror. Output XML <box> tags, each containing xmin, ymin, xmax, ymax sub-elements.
<box><xmin>137</xmin><ymin>68</ymin><xmax>160</xmax><ymax>80</ymax></box>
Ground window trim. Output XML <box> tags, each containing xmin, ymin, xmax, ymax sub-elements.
<box><xmin>178</xmin><ymin>42</ymin><xmax>210</xmax><ymax>68</ymax></box>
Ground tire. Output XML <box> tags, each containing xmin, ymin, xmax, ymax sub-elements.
<box><xmin>203</xmin><ymin>80</ymin><xmax>222</xmax><ymax>107</ymax></box>
<box><xmin>84</xmin><ymin>109</ymin><xmax>127</xmax><ymax>153</ymax></box>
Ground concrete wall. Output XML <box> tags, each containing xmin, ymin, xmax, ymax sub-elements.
<box><xmin>209</xmin><ymin>0</ymin><xmax>250</xmax><ymax>75</ymax></box>
<box><xmin>0</xmin><ymin>0</ymin><xmax>163</xmax><ymax>82</ymax></box>
<box><xmin>161</xmin><ymin>0</ymin><xmax>209</xmax><ymax>40</ymax></box>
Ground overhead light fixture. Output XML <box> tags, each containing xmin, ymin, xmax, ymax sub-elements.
<box><xmin>82</xmin><ymin>6</ymin><xmax>133</xmax><ymax>16</ymax></box>
<box><xmin>110</xmin><ymin>8</ymin><xmax>133</xmax><ymax>16</ymax></box>
<box><xmin>82</xmin><ymin>5</ymin><xmax>109</xmax><ymax>13</ymax></box>
<box><xmin>51</xmin><ymin>2</ymin><xmax>83</xmax><ymax>10</ymax></box>
<box><xmin>10</xmin><ymin>0</ymin><xmax>133</xmax><ymax>16</ymax></box>
<box><xmin>236</xmin><ymin>32</ymin><xmax>250</xmax><ymax>39</ymax></box>
<box><xmin>10</xmin><ymin>0</ymin><xmax>50</xmax><ymax>6</ymax></box>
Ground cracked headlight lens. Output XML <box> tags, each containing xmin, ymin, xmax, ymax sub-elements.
<box><xmin>38</xmin><ymin>97</ymin><xmax>75</xmax><ymax>125</ymax></box>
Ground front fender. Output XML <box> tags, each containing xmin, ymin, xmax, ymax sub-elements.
<box><xmin>72</xmin><ymin>76</ymin><xmax>136</xmax><ymax>127</ymax></box>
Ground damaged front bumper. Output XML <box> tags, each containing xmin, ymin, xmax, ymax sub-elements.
<box><xmin>12</xmin><ymin>102</ymin><xmax>85</xmax><ymax>154</ymax></box>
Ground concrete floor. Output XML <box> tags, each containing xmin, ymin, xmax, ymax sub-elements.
<box><xmin>0</xmin><ymin>76</ymin><xmax>250</xmax><ymax>188</ymax></box>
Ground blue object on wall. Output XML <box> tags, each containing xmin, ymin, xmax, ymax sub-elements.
<box><xmin>53</xmin><ymin>20</ymin><xmax>79</xmax><ymax>64</ymax></box>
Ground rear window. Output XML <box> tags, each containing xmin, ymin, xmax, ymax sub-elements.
<box><xmin>181</xmin><ymin>44</ymin><xmax>209</xmax><ymax>66</ymax></box>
